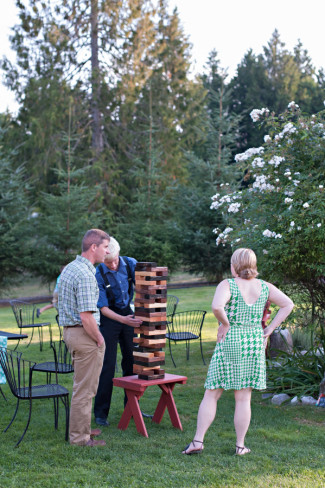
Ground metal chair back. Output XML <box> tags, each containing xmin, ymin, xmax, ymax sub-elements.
<box><xmin>166</xmin><ymin>295</ymin><xmax>179</xmax><ymax>323</ymax></box>
<box><xmin>166</xmin><ymin>310</ymin><xmax>206</xmax><ymax>367</ymax></box>
<box><xmin>33</xmin><ymin>339</ymin><xmax>73</xmax><ymax>382</ymax></box>
<box><xmin>10</xmin><ymin>300</ymin><xmax>51</xmax><ymax>350</ymax></box>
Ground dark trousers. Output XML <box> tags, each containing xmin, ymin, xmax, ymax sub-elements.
<box><xmin>94</xmin><ymin>307</ymin><xmax>134</xmax><ymax>420</ymax></box>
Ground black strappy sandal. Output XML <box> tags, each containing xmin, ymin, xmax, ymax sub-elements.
<box><xmin>235</xmin><ymin>445</ymin><xmax>251</xmax><ymax>456</ymax></box>
<box><xmin>182</xmin><ymin>440</ymin><xmax>204</xmax><ymax>455</ymax></box>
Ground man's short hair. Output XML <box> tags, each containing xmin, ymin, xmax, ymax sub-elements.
<box><xmin>82</xmin><ymin>229</ymin><xmax>110</xmax><ymax>252</ymax></box>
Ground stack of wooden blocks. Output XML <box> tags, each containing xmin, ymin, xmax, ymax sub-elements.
<box><xmin>133</xmin><ymin>262</ymin><xmax>168</xmax><ymax>380</ymax></box>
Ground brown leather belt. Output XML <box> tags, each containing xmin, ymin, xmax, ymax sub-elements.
<box><xmin>64</xmin><ymin>324</ymin><xmax>83</xmax><ymax>328</ymax></box>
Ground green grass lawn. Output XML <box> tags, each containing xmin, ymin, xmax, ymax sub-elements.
<box><xmin>0</xmin><ymin>287</ymin><xmax>324</xmax><ymax>488</ymax></box>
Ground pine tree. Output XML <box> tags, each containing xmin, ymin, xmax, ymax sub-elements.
<box><xmin>175</xmin><ymin>53</ymin><xmax>241</xmax><ymax>280</ymax></box>
<box><xmin>0</xmin><ymin>124</ymin><xmax>32</xmax><ymax>291</ymax></box>
<box><xmin>26</xmin><ymin>108</ymin><xmax>102</xmax><ymax>283</ymax></box>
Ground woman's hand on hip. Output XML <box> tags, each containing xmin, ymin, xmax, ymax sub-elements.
<box><xmin>217</xmin><ymin>323</ymin><xmax>230</xmax><ymax>343</ymax></box>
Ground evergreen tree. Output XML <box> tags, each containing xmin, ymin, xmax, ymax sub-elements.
<box><xmin>230</xmin><ymin>50</ymin><xmax>272</xmax><ymax>152</ymax></box>
<box><xmin>175</xmin><ymin>53</ymin><xmax>241</xmax><ymax>280</ymax></box>
<box><xmin>230</xmin><ymin>31</ymin><xmax>325</xmax><ymax>152</ymax></box>
<box><xmin>115</xmin><ymin>135</ymin><xmax>180</xmax><ymax>271</ymax></box>
<box><xmin>0</xmin><ymin>124</ymin><xmax>32</xmax><ymax>292</ymax></box>
<box><xmin>26</xmin><ymin>114</ymin><xmax>102</xmax><ymax>284</ymax></box>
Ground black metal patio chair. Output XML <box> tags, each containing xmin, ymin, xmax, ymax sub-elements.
<box><xmin>166</xmin><ymin>310</ymin><xmax>207</xmax><ymax>367</ymax></box>
<box><xmin>55</xmin><ymin>314</ymin><xmax>63</xmax><ymax>340</ymax></box>
<box><xmin>33</xmin><ymin>338</ymin><xmax>73</xmax><ymax>383</ymax></box>
<box><xmin>166</xmin><ymin>294</ymin><xmax>179</xmax><ymax>326</ymax></box>
<box><xmin>0</xmin><ymin>386</ymin><xmax>7</xmax><ymax>401</ymax></box>
<box><xmin>10</xmin><ymin>300</ymin><xmax>51</xmax><ymax>351</ymax></box>
<box><xmin>0</xmin><ymin>347</ymin><xmax>69</xmax><ymax>447</ymax></box>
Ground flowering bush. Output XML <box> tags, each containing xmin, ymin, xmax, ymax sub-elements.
<box><xmin>211</xmin><ymin>102</ymin><xmax>325</xmax><ymax>315</ymax></box>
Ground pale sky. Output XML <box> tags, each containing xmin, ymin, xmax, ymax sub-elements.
<box><xmin>1</xmin><ymin>0</ymin><xmax>324</xmax><ymax>114</ymax></box>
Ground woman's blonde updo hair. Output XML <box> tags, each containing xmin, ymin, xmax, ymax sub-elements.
<box><xmin>231</xmin><ymin>248</ymin><xmax>258</xmax><ymax>280</ymax></box>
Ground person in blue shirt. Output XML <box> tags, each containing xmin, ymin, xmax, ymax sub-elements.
<box><xmin>94</xmin><ymin>237</ymin><xmax>142</xmax><ymax>426</ymax></box>
<box><xmin>37</xmin><ymin>266</ymin><xmax>65</xmax><ymax>317</ymax></box>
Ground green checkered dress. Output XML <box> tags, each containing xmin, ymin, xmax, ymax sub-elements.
<box><xmin>205</xmin><ymin>279</ymin><xmax>268</xmax><ymax>391</ymax></box>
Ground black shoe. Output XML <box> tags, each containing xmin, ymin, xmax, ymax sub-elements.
<box><xmin>36</xmin><ymin>308</ymin><xmax>41</xmax><ymax>318</ymax></box>
<box><xmin>95</xmin><ymin>417</ymin><xmax>109</xmax><ymax>427</ymax></box>
<box><xmin>141</xmin><ymin>410</ymin><xmax>153</xmax><ymax>419</ymax></box>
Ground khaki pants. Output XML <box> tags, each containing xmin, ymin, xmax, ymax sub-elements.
<box><xmin>63</xmin><ymin>327</ymin><xmax>105</xmax><ymax>445</ymax></box>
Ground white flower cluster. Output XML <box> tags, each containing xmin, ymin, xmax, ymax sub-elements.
<box><xmin>284</xmin><ymin>198</ymin><xmax>293</xmax><ymax>204</ymax></box>
<box><xmin>263</xmin><ymin>229</ymin><xmax>282</xmax><ymax>238</ymax></box>
<box><xmin>252</xmin><ymin>175</ymin><xmax>275</xmax><ymax>192</ymax></box>
<box><xmin>264</xmin><ymin>135</ymin><xmax>271</xmax><ymax>143</ymax></box>
<box><xmin>234</xmin><ymin>146</ymin><xmax>264</xmax><ymax>163</ymax></box>
<box><xmin>228</xmin><ymin>202</ymin><xmax>241</xmax><ymax>213</ymax></box>
<box><xmin>210</xmin><ymin>192</ymin><xmax>241</xmax><ymax>211</ymax></box>
<box><xmin>303</xmin><ymin>202</ymin><xmax>309</xmax><ymax>208</ymax></box>
<box><xmin>250</xmin><ymin>108</ymin><xmax>270</xmax><ymax>122</ymax></box>
<box><xmin>216</xmin><ymin>227</ymin><xmax>233</xmax><ymax>246</ymax></box>
<box><xmin>268</xmin><ymin>155</ymin><xmax>284</xmax><ymax>167</ymax></box>
<box><xmin>288</xmin><ymin>101</ymin><xmax>299</xmax><ymax>110</ymax></box>
<box><xmin>275</xmin><ymin>123</ymin><xmax>297</xmax><ymax>142</ymax></box>
<box><xmin>252</xmin><ymin>157</ymin><xmax>265</xmax><ymax>168</ymax></box>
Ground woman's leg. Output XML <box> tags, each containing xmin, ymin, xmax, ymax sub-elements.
<box><xmin>183</xmin><ymin>388</ymin><xmax>223</xmax><ymax>453</ymax></box>
<box><xmin>234</xmin><ymin>387</ymin><xmax>252</xmax><ymax>453</ymax></box>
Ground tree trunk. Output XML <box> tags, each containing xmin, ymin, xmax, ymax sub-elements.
<box><xmin>91</xmin><ymin>0</ymin><xmax>103</xmax><ymax>157</ymax></box>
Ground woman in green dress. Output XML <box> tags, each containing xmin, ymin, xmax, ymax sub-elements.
<box><xmin>182</xmin><ymin>248</ymin><xmax>294</xmax><ymax>456</ymax></box>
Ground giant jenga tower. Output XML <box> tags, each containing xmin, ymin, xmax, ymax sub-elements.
<box><xmin>133</xmin><ymin>262</ymin><xmax>168</xmax><ymax>380</ymax></box>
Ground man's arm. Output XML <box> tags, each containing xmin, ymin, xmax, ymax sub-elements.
<box><xmin>100</xmin><ymin>307</ymin><xmax>142</xmax><ymax>327</ymax></box>
<box><xmin>80</xmin><ymin>311</ymin><xmax>104</xmax><ymax>347</ymax></box>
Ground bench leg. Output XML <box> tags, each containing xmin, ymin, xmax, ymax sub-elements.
<box><xmin>117</xmin><ymin>389</ymin><xmax>148</xmax><ymax>437</ymax></box>
<box><xmin>152</xmin><ymin>383</ymin><xmax>183</xmax><ymax>430</ymax></box>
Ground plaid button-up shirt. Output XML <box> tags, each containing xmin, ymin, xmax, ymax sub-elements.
<box><xmin>58</xmin><ymin>255</ymin><xmax>100</xmax><ymax>327</ymax></box>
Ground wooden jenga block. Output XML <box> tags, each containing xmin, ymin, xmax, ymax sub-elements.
<box><xmin>135</xmin><ymin>284</ymin><xmax>167</xmax><ymax>292</ymax></box>
<box><xmin>134</xmin><ymin>302</ymin><xmax>167</xmax><ymax>309</ymax></box>
<box><xmin>134</xmin><ymin>315</ymin><xmax>167</xmax><ymax>323</ymax></box>
<box><xmin>133</xmin><ymin>351</ymin><xmax>155</xmax><ymax>358</ymax></box>
<box><xmin>135</xmin><ymin>275</ymin><xmax>167</xmax><ymax>282</ymax></box>
<box><xmin>154</xmin><ymin>351</ymin><xmax>165</xmax><ymax>358</ymax></box>
<box><xmin>140</xmin><ymin>320</ymin><xmax>167</xmax><ymax>327</ymax></box>
<box><xmin>136</xmin><ymin>327</ymin><xmax>166</xmax><ymax>336</ymax></box>
<box><xmin>138</xmin><ymin>339</ymin><xmax>166</xmax><ymax>348</ymax></box>
<box><xmin>138</xmin><ymin>369</ymin><xmax>165</xmax><ymax>380</ymax></box>
<box><xmin>134</xmin><ymin>347</ymin><xmax>163</xmax><ymax>353</ymax></box>
<box><xmin>135</xmin><ymin>270</ymin><xmax>168</xmax><ymax>277</ymax></box>
<box><xmin>135</xmin><ymin>309</ymin><xmax>167</xmax><ymax>316</ymax></box>
<box><xmin>133</xmin><ymin>359</ymin><xmax>165</xmax><ymax>367</ymax></box>
<box><xmin>135</xmin><ymin>290</ymin><xmax>167</xmax><ymax>299</ymax></box>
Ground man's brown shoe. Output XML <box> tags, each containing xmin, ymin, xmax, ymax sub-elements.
<box><xmin>85</xmin><ymin>438</ymin><xmax>106</xmax><ymax>447</ymax></box>
<box><xmin>90</xmin><ymin>428</ymin><xmax>102</xmax><ymax>438</ymax></box>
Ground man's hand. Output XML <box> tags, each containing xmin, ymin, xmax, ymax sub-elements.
<box><xmin>123</xmin><ymin>315</ymin><xmax>143</xmax><ymax>327</ymax></box>
<box><xmin>97</xmin><ymin>334</ymin><xmax>105</xmax><ymax>348</ymax></box>
<box><xmin>80</xmin><ymin>311</ymin><xmax>104</xmax><ymax>347</ymax></box>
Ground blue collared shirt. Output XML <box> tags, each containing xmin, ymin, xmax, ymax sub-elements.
<box><xmin>96</xmin><ymin>256</ymin><xmax>137</xmax><ymax>310</ymax></box>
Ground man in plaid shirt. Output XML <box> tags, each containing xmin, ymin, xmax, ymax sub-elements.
<box><xmin>58</xmin><ymin>229</ymin><xmax>110</xmax><ymax>446</ymax></box>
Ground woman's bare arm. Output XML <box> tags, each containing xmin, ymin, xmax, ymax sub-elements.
<box><xmin>212</xmin><ymin>280</ymin><xmax>231</xmax><ymax>342</ymax></box>
<box><xmin>263</xmin><ymin>283</ymin><xmax>294</xmax><ymax>339</ymax></box>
